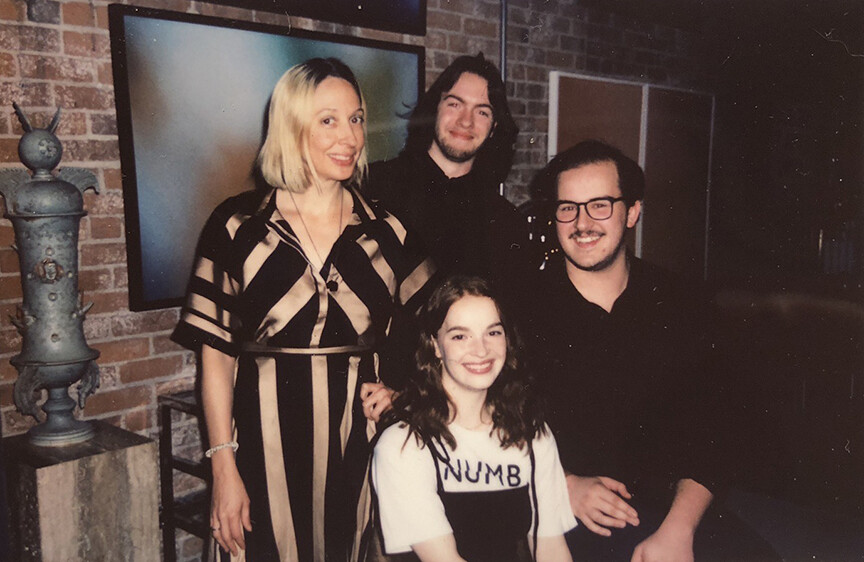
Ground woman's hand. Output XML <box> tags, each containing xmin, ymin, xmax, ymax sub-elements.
<box><xmin>210</xmin><ymin>452</ymin><xmax>252</xmax><ymax>556</ymax></box>
<box><xmin>566</xmin><ymin>474</ymin><xmax>640</xmax><ymax>536</ymax></box>
<box><xmin>360</xmin><ymin>382</ymin><xmax>396</xmax><ymax>422</ymax></box>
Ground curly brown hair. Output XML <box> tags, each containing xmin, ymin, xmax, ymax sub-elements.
<box><xmin>387</xmin><ymin>275</ymin><xmax>546</xmax><ymax>450</ymax></box>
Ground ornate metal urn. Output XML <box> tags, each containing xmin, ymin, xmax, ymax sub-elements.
<box><xmin>0</xmin><ymin>104</ymin><xmax>100</xmax><ymax>446</ymax></box>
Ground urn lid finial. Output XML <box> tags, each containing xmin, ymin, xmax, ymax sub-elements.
<box><xmin>13</xmin><ymin>102</ymin><xmax>63</xmax><ymax>175</ymax></box>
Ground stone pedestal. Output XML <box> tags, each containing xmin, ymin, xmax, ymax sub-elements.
<box><xmin>3</xmin><ymin>420</ymin><xmax>160</xmax><ymax>561</ymax></box>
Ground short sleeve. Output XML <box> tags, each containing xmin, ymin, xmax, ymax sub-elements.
<box><xmin>171</xmin><ymin>202</ymin><xmax>242</xmax><ymax>357</ymax></box>
<box><xmin>533</xmin><ymin>426</ymin><xmax>578</xmax><ymax>537</ymax></box>
<box><xmin>372</xmin><ymin>425</ymin><xmax>452</xmax><ymax>554</ymax></box>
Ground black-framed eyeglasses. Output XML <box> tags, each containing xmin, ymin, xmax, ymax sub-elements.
<box><xmin>554</xmin><ymin>197</ymin><xmax>625</xmax><ymax>222</ymax></box>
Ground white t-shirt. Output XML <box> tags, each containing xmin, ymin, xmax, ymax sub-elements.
<box><xmin>372</xmin><ymin>422</ymin><xmax>577</xmax><ymax>555</ymax></box>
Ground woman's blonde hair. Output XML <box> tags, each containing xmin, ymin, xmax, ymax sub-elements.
<box><xmin>258</xmin><ymin>58</ymin><xmax>368</xmax><ymax>192</ymax></box>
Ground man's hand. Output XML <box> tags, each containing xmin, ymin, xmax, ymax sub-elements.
<box><xmin>631</xmin><ymin>524</ymin><xmax>694</xmax><ymax>562</ymax></box>
<box><xmin>566</xmin><ymin>474</ymin><xmax>640</xmax><ymax>536</ymax></box>
<box><xmin>360</xmin><ymin>382</ymin><xmax>395</xmax><ymax>422</ymax></box>
<box><xmin>630</xmin><ymin>478</ymin><xmax>710</xmax><ymax>562</ymax></box>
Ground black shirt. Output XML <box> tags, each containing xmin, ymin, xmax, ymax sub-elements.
<box><xmin>367</xmin><ymin>151</ymin><xmax>540</xmax><ymax>301</ymax></box>
<box><xmin>523</xmin><ymin>256</ymin><xmax>722</xmax><ymax>504</ymax></box>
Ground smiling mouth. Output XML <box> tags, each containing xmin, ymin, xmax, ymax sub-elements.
<box><xmin>329</xmin><ymin>154</ymin><xmax>355</xmax><ymax>166</ymax></box>
<box><xmin>463</xmin><ymin>360</ymin><xmax>495</xmax><ymax>375</ymax></box>
<box><xmin>570</xmin><ymin>231</ymin><xmax>603</xmax><ymax>245</ymax></box>
<box><xmin>449</xmin><ymin>131</ymin><xmax>474</xmax><ymax>141</ymax></box>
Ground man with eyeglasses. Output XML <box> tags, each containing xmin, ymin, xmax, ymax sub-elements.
<box><xmin>522</xmin><ymin>140</ymin><xmax>778</xmax><ymax>561</ymax></box>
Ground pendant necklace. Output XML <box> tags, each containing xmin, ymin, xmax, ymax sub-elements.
<box><xmin>288</xmin><ymin>186</ymin><xmax>344</xmax><ymax>292</ymax></box>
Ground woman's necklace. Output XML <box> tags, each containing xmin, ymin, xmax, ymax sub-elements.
<box><xmin>287</xmin><ymin>187</ymin><xmax>344</xmax><ymax>292</ymax></box>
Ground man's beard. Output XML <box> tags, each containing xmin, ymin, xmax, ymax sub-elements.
<box><xmin>432</xmin><ymin>130</ymin><xmax>482</xmax><ymax>163</ymax></box>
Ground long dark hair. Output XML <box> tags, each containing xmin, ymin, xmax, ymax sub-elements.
<box><xmin>402</xmin><ymin>53</ymin><xmax>518</xmax><ymax>185</ymax></box>
<box><xmin>388</xmin><ymin>275</ymin><xmax>545</xmax><ymax>450</ymax></box>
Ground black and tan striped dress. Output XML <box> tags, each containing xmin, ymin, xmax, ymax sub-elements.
<box><xmin>172</xmin><ymin>185</ymin><xmax>434</xmax><ymax>562</ymax></box>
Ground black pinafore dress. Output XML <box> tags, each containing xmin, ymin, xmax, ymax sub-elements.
<box><xmin>427</xmin><ymin>439</ymin><xmax>539</xmax><ymax>562</ymax></box>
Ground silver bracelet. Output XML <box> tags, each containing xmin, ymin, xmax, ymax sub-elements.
<box><xmin>205</xmin><ymin>441</ymin><xmax>239</xmax><ymax>458</ymax></box>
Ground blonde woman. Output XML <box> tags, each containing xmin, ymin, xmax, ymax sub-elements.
<box><xmin>172</xmin><ymin>58</ymin><xmax>434</xmax><ymax>561</ymax></box>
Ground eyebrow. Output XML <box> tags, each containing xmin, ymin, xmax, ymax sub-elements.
<box><xmin>443</xmin><ymin>321</ymin><xmax>503</xmax><ymax>334</ymax></box>
<box><xmin>442</xmin><ymin>93</ymin><xmax>493</xmax><ymax>112</ymax></box>
<box><xmin>314</xmin><ymin>107</ymin><xmax>364</xmax><ymax>115</ymax></box>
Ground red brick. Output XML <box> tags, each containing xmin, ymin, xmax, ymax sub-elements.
<box><xmin>0</xmin><ymin>52</ymin><xmax>15</xmax><ymax>77</ymax></box>
<box><xmin>18</xmin><ymin>53</ymin><xmax>96</xmax><ymax>82</ymax></box>
<box><xmin>0</xmin><ymin>23</ymin><xmax>20</xmax><ymax>50</ymax></box>
<box><xmin>0</xmin><ymin>2</ymin><xmax>26</xmax><ymax>21</ymax></box>
<box><xmin>93</xmin><ymin>336</ymin><xmax>149</xmax><ymax>363</ymax></box>
<box><xmin>123</xmin><ymin>406</ymin><xmax>153</xmax><ymax>433</ymax></box>
<box><xmin>80</xmin><ymin>242</ymin><xmax>126</xmax><ymax>267</ymax></box>
<box><xmin>54</xmin><ymin>85</ymin><xmax>114</xmax><ymax>111</ymax></box>
<box><xmin>0</xmin><ymin>328</ymin><xmax>22</xmax><ymax>354</ymax></box>
<box><xmin>356</xmin><ymin>28</ymin><xmax>402</xmax><ymax>44</ymax></box>
<box><xmin>253</xmin><ymin>11</ymin><xmax>292</xmax><ymax>27</ymax></box>
<box><xmin>425</xmin><ymin>30</ymin><xmax>448</xmax><ymax>51</ymax></box>
<box><xmin>0</xmin><ymin>380</ymin><xmax>13</xmax><ymax>407</ymax></box>
<box><xmin>0</xmin><ymin>302</ymin><xmax>18</xmax><ymax>321</ymax></box>
<box><xmin>90</xmin><ymin>216</ymin><xmax>122</xmax><ymax>239</ymax></box>
<box><xmin>0</xmin><ymin>249</ymin><xmax>19</xmax><ymax>274</ymax></box>
<box><xmin>93</xmin><ymin>363</ymin><xmax>119</xmax><ymax>388</ymax></box>
<box><xmin>152</xmin><ymin>333</ymin><xmax>184</xmax><ymax>355</ymax></box>
<box><xmin>0</xmin><ymin>275</ymin><xmax>22</xmax><ymax>300</ymax></box>
<box><xmin>0</xmin><ymin>81</ymin><xmax>53</xmax><ymax>112</ymax></box>
<box><xmin>83</xmin><ymin>384</ymin><xmax>151</xmax><ymax>415</ymax></box>
<box><xmin>130</xmin><ymin>0</ymin><xmax>191</xmax><ymax>13</ymax></box>
<box><xmin>82</xmin><ymin>314</ymin><xmax>112</xmax><ymax>341</ymax></box>
<box><xmin>90</xmin><ymin>112</ymin><xmax>116</xmax><ymax>135</ymax></box>
<box><xmin>62</xmin><ymin>2</ymin><xmax>96</xmax><ymax>27</ymax></box>
<box><xmin>58</xmin><ymin>111</ymin><xmax>88</xmax><ymax>136</ymax></box>
<box><xmin>94</xmin><ymin>5</ymin><xmax>109</xmax><ymax>29</ymax></box>
<box><xmin>96</xmin><ymin>60</ymin><xmax>112</xmax><ymax>84</ymax></box>
<box><xmin>62</xmin><ymin>30</ymin><xmax>109</xmax><ymax>58</ymax></box>
<box><xmin>79</xmin><ymin>267</ymin><xmax>112</xmax><ymax>291</ymax></box>
<box><xmin>464</xmin><ymin>17</ymin><xmax>497</xmax><ymax>38</ymax></box>
<box><xmin>101</xmin><ymin>167</ymin><xmax>123</xmax><ymax>190</ymax></box>
<box><xmin>447</xmin><ymin>34</ymin><xmax>497</xmax><ymax>58</ymax></box>
<box><xmin>83</xmin><ymin>188</ymin><xmax>123</xmax><ymax>215</ymax></box>
<box><xmin>19</xmin><ymin>25</ymin><xmax>61</xmax><ymax>53</ymax></box>
<box><xmin>0</xmin><ymin>224</ymin><xmax>15</xmax><ymax>247</ymax></box>
<box><xmin>114</xmin><ymin>265</ymin><xmax>127</xmax><ymax>288</ymax></box>
<box><xmin>87</xmin><ymin>290</ymin><xmax>128</xmax><ymax>315</ymax></box>
<box><xmin>112</xmin><ymin>308</ymin><xmax>179</xmax><ymax>337</ymax></box>
<box><xmin>197</xmin><ymin>3</ymin><xmax>251</xmax><ymax>20</ymax></box>
<box><xmin>120</xmin><ymin>354</ymin><xmax>184</xmax><ymax>384</ymax></box>
<box><xmin>0</xmin><ymin>137</ymin><xmax>19</xmax><ymax>163</ymax></box>
<box><xmin>0</xmin><ymin>360</ymin><xmax>18</xmax><ymax>383</ymax></box>
<box><xmin>64</xmin><ymin>138</ymin><xmax>119</xmax><ymax>162</ymax></box>
<box><xmin>427</xmin><ymin>10</ymin><xmax>462</xmax><ymax>31</ymax></box>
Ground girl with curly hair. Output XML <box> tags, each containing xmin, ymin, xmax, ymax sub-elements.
<box><xmin>372</xmin><ymin>276</ymin><xmax>575</xmax><ymax>561</ymax></box>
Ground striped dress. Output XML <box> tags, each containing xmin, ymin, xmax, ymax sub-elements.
<box><xmin>171</xmin><ymin>185</ymin><xmax>435</xmax><ymax>562</ymax></box>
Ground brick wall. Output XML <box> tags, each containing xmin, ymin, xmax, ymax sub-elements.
<box><xmin>0</xmin><ymin>0</ymin><xmax>707</xmax><ymax>559</ymax></box>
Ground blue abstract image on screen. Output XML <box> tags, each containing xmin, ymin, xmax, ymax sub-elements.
<box><xmin>120</xmin><ymin>14</ymin><xmax>420</xmax><ymax>306</ymax></box>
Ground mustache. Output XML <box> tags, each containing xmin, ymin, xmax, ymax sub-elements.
<box><xmin>568</xmin><ymin>230</ymin><xmax>604</xmax><ymax>239</ymax></box>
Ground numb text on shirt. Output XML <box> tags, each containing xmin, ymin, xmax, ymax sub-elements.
<box><xmin>442</xmin><ymin>460</ymin><xmax>522</xmax><ymax>487</ymax></box>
